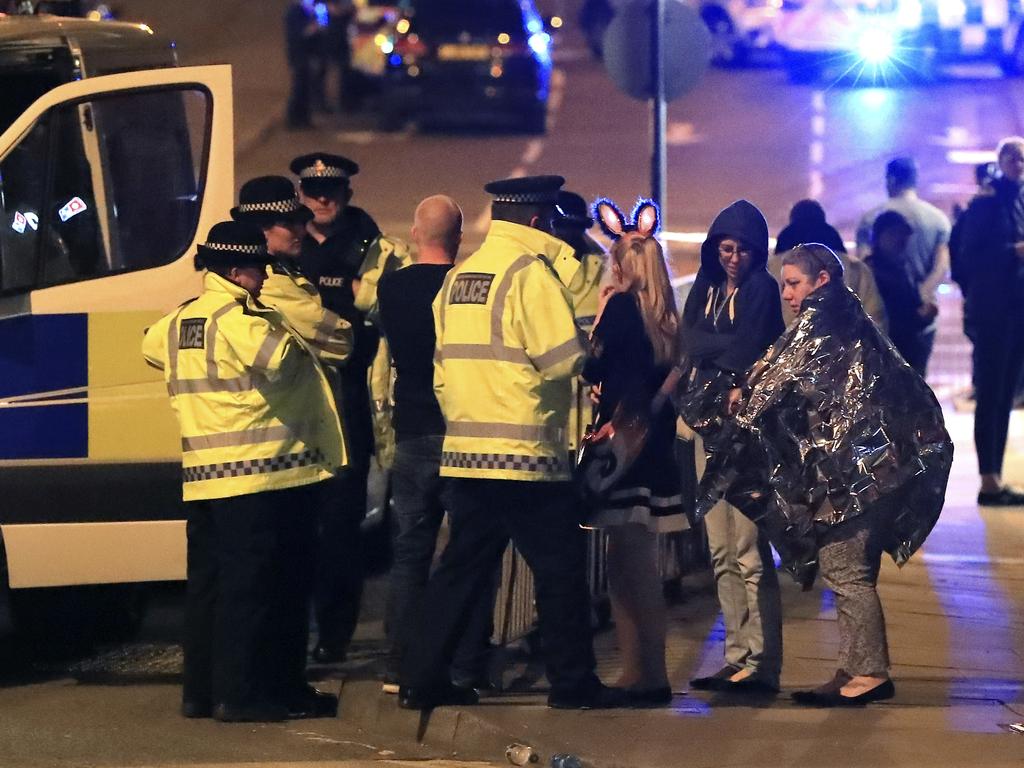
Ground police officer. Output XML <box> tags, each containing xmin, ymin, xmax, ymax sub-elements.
<box><xmin>142</xmin><ymin>221</ymin><xmax>344</xmax><ymax>722</ymax></box>
<box><xmin>285</xmin><ymin>0</ymin><xmax>319</xmax><ymax>129</ymax></box>
<box><xmin>231</xmin><ymin>175</ymin><xmax>353</xmax><ymax>365</ymax></box>
<box><xmin>398</xmin><ymin>175</ymin><xmax>625</xmax><ymax>710</ymax></box>
<box><xmin>291</xmin><ymin>152</ymin><xmax>409</xmax><ymax>663</ymax></box>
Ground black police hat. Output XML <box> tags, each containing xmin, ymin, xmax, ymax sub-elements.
<box><xmin>556</xmin><ymin>191</ymin><xmax>593</xmax><ymax>228</ymax></box>
<box><xmin>290</xmin><ymin>153</ymin><xmax>359</xmax><ymax>194</ymax></box>
<box><xmin>231</xmin><ymin>175</ymin><xmax>313</xmax><ymax>226</ymax></box>
<box><xmin>484</xmin><ymin>175</ymin><xmax>565</xmax><ymax>205</ymax></box>
<box><xmin>194</xmin><ymin>221</ymin><xmax>273</xmax><ymax>271</ymax></box>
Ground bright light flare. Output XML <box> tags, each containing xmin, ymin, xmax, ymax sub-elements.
<box><xmin>857</xmin><ymin>27</ymin><xmax>895</xmax><ymax>64</ymax></box>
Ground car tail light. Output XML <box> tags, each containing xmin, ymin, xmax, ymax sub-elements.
<box><xmin>394</xmin><ymin>33</ymin><xmax>429</xmax><ymax>59</ymax></box>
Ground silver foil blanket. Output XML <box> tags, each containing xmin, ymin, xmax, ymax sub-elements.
<box><xmin>677</xmin><ymin>283</ymin><xmax>953</xmax><ymax>581</ymax></box>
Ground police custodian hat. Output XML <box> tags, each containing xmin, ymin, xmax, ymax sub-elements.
<box><xmin>289</xmin><ymin>153</ymin><xmax>360</xmax><ymax>187</ymax></box>
<box><xmin>556</xmin><ymin>190</ymin><xmax>594</xmax><ymax>228</ymax></box>
<box><xmin>194</xmin><ymin>221</ymin><xmax>273</xmax><ymax>271</ymax></box>
<box><xmin>231</xmin><ymin>175</ymin><xmax>313</xmax><ymax>226</ymax></box>
<box><xmin>484</xmin><ymin>175</ymin><xmax>565</xmax><ymax>205</ymax></box>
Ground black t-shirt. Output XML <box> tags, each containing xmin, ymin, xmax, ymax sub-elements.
<box><xmin>377</xmin><ymin>263</ymin><xmax>452</xmax><ymax>439</ymax></box>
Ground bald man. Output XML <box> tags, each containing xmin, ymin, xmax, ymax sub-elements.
<box><xmin>377</xmin><ymin>196</ymin><xmax>496</xmax><ymax>693</ymax></box>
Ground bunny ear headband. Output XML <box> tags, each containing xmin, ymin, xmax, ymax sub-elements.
<box><xmin>592</xmin><ymin>197</ymin><xmax>661</xmax><ymax>241</ymax></box>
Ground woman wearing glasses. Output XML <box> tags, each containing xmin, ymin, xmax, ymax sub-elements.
<box><xmin>676</xmin><ymin>200</ymin><xmax>785</xmax><ymax>694</ymax></box>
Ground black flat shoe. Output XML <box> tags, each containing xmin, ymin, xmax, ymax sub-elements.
<box><xmin>978</xmin><ymin>487</ymin><xmax>1024</xmax><ymax>507</ymax></box>
<box><xmin>398</xmin><ymin>683</ymin><xmax>479</xmax><ymax>710</ymax></box>
<box><xmin>792</xmin><ymin>678</ymin><xmax>895</xmax><ymax>707</ymax></box>
<box><xmin>689</xmin><ymin>664</ymin><xmax>741</xmax><ymax>691</ymax></box>
<box><xmin>286</xmin><ymin>686</ymin><xmax>339</xmax><ymax>719</ymax></box>
<box><xmin>626</xmin><ymin>686</ymin><xmax>674</xmax><ymax>707</ymax></box>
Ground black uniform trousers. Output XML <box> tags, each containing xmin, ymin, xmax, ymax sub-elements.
<box><xmin>974</xmin><ymin>318</ymin><xmax>1024</xmax><ymax>475</ymax></box>
<box><xmin>313</xmin><ymin>368</ymin><xmax>373</xmax><ymax>654</ymax></box>
<box><xmin>182</xmin><ymin>483</ymin><xmax>318</xmax><ymax>709</ymax></box>
<box><xmin>400</xmin><ymin>478</ymin><xmax>599</xmax><ymax>697</ymax></box>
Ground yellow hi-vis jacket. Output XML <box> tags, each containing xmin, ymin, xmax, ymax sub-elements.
<box><xmin>260</xmin><ymin>261</ymin><xmax>353</xmax><ymax>365</ymax></box>
<box><xmin>563</xmin><ymin>250</ymin><xmax>607</xmax><ymax>453</ymax></box>
<box><xmin>142</xmin><ymin>271</ymin><xmax>346</xmax><ymax>501</ymax></box>
<box><xmin>433</xmin><ymin>220</ymin><xmax>585</xmax><ymax>481</ymax></box>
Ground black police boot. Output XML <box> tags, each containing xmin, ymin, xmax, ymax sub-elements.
<box><xmin>286</xmin><ymin>685</ymin><xmax>339</xmax><ymax>719</ymax></box>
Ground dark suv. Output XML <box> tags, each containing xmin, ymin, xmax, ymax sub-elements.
<box><xmin>378</xmin><ymin>0</ymin><xmax>552</xmax><ymax>133</ymax></box>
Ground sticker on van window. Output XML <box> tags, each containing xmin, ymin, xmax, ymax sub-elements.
<box><xmin>11</xmin><ymin>211</ymin><xmax>26</xmax><ymax>234</ymax></box>
<box><xmin>58</xmin><ymin>197</ymin><xmax>88</xmax><ymax>222</ymax></box>
<box><xmin>24</xmin><ymin>212</ymin><xmax>38</xmax><ymax>231</ymax></box>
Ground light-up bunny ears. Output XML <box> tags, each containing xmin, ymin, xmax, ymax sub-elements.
<box><xmin>592</xmin><ymin>197</ymin><xmax>661</xmax><ymax>241</ymax></box>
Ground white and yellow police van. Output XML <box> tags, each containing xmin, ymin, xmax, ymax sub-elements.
<box><xmin>775</xmin><ymin>0</ymin><xmax>1024</xmax><ymax>82</ymax></box>
<box><xmin>0</xmin><ymin>13</ymin><xmax>233</xmax><ymax>644</ymax></box>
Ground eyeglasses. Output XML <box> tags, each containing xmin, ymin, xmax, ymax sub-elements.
<box><xmin>718</xmin><ymin>243</ymin><xmax>752</xmax><ymax>259</ymax></box>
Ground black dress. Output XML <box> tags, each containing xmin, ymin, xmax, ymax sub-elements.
<box><xmin>581</xmin><ymin>292</ymin><xmax>687</xmax><ymax>532</ymax></box>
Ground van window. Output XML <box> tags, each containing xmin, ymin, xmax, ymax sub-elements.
<box><xmin>0</xmin><ymin>87</ymin><xmax>210</xmax><ymax>294</ymax></box>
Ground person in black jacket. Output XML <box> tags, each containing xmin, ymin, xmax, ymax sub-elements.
<box><xmin>677</xmin><ymin>200</ymin><xmax>785</xmax><ymax>694</ymax></box>
<box><xmin>958</xmin><ymin>137</ymin><xmax>1024</xmax><ymax>506</ymax></box>
<box><xmin>774</xmin><ymin>199</ymin><xmax>846</xmax><ymax>256</ymax></box>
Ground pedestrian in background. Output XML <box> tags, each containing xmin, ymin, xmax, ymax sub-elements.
<box><xmin>865</xmin><ymin>210</ymin><xmax>937</xmax><ymax>376</ymax></box>
<box><xmin>378</xmin><ymin>195</ymin><xmax>498</xmax><ymax>695</ymax></box>
<box><xmin>581</xmin><ymin>198</ymin><xmax>686</xmax><ymax>707</ymax></box>
<box><xmin>676</xmin><ymin>200</ymin><xmax>784</xmax><ymax>695</ymax></box>
<box><xmin>958</xmin><ymin>136</ymin><xmax>1024</xmax><ymax>506</ymax></box>
<box><xmin>855</xmin><ymin>156</ymin><xmax>949</xmax><ymax>321</ymax></box>
<box><xmin>398</xmin><ymin>175</ymin><xmax>624</xmax><ymax>711</ymax></box>
<box><xmin>142</xmin><ymin>222</ymin><xmax>343</xmax><ymax>722</ymax></box>
<box><xmin>770</xmin><ymin>199</ymin><xmax>887</xmax><ymax>328</ymax></box>
<box><xmin>284</xmin><ymin>0</ymin><xmax>320</xmax><ymax>130</ymax></box>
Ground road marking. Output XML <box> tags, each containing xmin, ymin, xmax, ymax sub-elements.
<box><xmin>809</xmin><ymin>90</ymin><xmax>826</xmax><ymax>198</ymax></box>
<box><xmin>929</xmin><ymin>126</ymin><xmax>974</xmax><ymax>147</ymax></box>
<box><xmin>522</xmin><ymin>138</ymin><xmax>544</xmax><ymax>165</ymax></box>
<box><xmin>948</xmin><ymin>149</ymin><xmax>996</xmax><ymax>165</ymax></box>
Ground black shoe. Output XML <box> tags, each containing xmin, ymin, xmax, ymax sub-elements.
<box><xmin>625</xmin><ymin>686</ymin><xmax>673</xmax><ymax>708</ymax></box>
<box><xmin>213</xmin><ymin>701</ymin><xmax>287</xmax><ymax>723</ymax></box>
<box><xmin>978</xmin><ymin>487</ymin><xmax>1024</xmax><ymax>506</ymax></box>
<box><xmin>548</xmin><ymin>682</ymin><xmax>628</xmax><ymax>710</ymax></box>
<box><xmin>792</xmin><ymin>678</ymin><xmax>895</xmax><ymax>707</ymax></box>
<box><xmin>181</xmin><ymin>699</ymin><xmax>212</xmax><ymax>718</ymax></box>
<box><xmin>689</xmin><ymin>664</ymin><xmax>741</xmax><ymax>691</ymax></box>
<box><xmin>286</xmin><ymin>686</ymin><xmax>339</xmax><ymax>719</ymax></box>
<box><xmin>311</xmin><ymin>643</ymin><xmax>347</xmax><ymax>664</ymax></box>
<box><xmin>724</xmin><ymin>676</ymin><xmax>779</xmax><ymax>695</ymax></box>
<box><xmin>398</xmin><ymin>683</ymin><xmax>480</xmax><ymax>710</ymax></box>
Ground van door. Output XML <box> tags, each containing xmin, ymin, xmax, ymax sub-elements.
<box><xmin>0</xmin><ymin>65</ymin><xmax>233</xmax><ymax>590</ymax></box>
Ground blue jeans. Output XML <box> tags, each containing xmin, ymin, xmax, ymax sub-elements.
<box><xmin>385</xmin><ymin>435</ymin><xmax>496</xmax><ymax>683</ymax></box>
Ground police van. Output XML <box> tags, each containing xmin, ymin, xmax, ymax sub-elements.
<box><xmin>0</xmin><ymin>13</ymin><xmax>233</xmax><ymax>643</ymax></box>
<box><xmin>775</xmin><ymin>0</ymin><xmax>1024</xmax><ymax>82</ymax></box>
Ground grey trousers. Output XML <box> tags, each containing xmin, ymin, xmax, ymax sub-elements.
<box><xmin>705</xmin><ymin>499</ymin><xmax>783</xmax><ymax>684</ymax></box>
<box><xmin>818</xmin><ymin>511</ymin><xmax>890</xmax><ymax>676</ymax></box>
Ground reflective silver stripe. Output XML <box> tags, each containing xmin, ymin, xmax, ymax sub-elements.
<box><xmin>167</xmin><ymin>308</ymin><xmax>184</xmax><ymax>380</ymax></box>
<box><xmin>205</xmin><ymin>304</ymin><xmax>236</xmax><ymax>380</ymax></box>
<box><xmin>533</xmin><ymin>337</ymin><xmax>582</xmax><ymax>373</ymax></box>
<box><xmin>181</xmin><ymin>424</ymin><xmax>298</xmax><ymax>452</ymax></box>
<box><xmin>440</xmin><ymin>343</ymin><xmax>531</xmax><ymax>365</ymax></box>
<box><xmin>167</xmin><ymin>375</ymin><xmax>256</xmax><ymax>396</ymax></box>
<box><xmin>252</xmin><ymin>329</ymin><xmax>287</xmax><ymax>372</ymax></box>
<box><xmin>446</xmin><ymin>421</ymin><xmax>564</xmax><ymax>443</ymax></box>
<box><xmin>490</xmin><ymin>255</ymin><xmax>535</xmax><ymax>342</ymax></box>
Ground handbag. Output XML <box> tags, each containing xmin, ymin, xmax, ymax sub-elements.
<box><xmin>574</xmin><ymin>401</ymin><xmax>650</xmax><ymax>505</ymax></box>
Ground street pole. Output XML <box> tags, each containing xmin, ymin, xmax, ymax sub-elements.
<box><xmin>651</xmin><ymin>0</ymin><xmax>667</xmax><ymax>212</ymax></box>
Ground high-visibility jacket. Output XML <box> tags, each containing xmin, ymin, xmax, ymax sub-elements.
<box><xmin>142</xmin><ymin>271</ymin><xmax>346</xmax><ymax>501</ymax></box>
<box><xmin>433</xmin><ymin>220</ymin><xmax>586</xmax><ymax>482</ymax></box>
<box><xmin>260</xmin><ymin>261</ymin><xmax>353</xmax><ymax>365</ymax></box>
<box><xmin>354</xmin><ymin>234</ymin><xmax>412</xmax><ymax>318</ymax></box>
<box><xmin>563</xmin><ymin>250</ymin><xmax>607</xmax><ymax>453</ymax></box>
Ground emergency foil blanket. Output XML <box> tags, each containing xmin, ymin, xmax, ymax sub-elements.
<box><xmin>677</xmin><ymin>283</ymin><xmax>953</xmax><ymax>582</ymax></box>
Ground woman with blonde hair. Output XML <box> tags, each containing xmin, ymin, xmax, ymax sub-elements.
<box><xmin>581</xmin><ymin>199</ymin><xmax>687</xmax><ymax>707</ymax></box>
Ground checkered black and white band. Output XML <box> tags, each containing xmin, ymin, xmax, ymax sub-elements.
<box><xmin>236</xmin><ymin>198</ymin><xmax>304</xmax><ymax>214</ymax></box>
<box><xmin>491</xmin><ymin>193</ymin><xmax>557</xmax><ymax>204</ymax></box>
<box><xmin>299</xmin><ymin>166</ymin><xmax>346</xmax><ymax>179</ymax></box>
<box><xmin>441</xmin><ymin>450</ymin><xmax>567</xmax><ymax>473</ymax></box>
<box><xmin>183</xmin><ymin>448</ymin><xmax>325</xmax><ymax>483</ymax></box>
<box><xmin>201</xmin><ymin>242</ymin><xmax>268</xmax><ymax>255</ymax></box>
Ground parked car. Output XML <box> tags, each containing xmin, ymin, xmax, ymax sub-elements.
<box><xmin>697</xmin><ymin>0</ymin><xmax>786</xmax><ymax>65</ymax></box>
<box><xmin>378</xmin><ymin>0</ymin><xmax>553</xmax><ymax>132</ymax></box>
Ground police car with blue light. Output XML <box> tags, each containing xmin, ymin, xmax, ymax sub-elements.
<box><xmin>775</xmin><ymin>0</ymin><xmax>1024</xmax><ymax>82</ymax></box>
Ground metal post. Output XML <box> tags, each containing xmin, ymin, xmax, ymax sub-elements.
<box><xmin>651</xmin><ymin>0</ymin><xmax>667</xmax><ymax>212</ymax></box>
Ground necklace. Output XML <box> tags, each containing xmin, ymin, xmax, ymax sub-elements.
<box><xmin>712</xmin><ymin>285</ymin><xmax>737</xmax><ymax>328</ymax></box>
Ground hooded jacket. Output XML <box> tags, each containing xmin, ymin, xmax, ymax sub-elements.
<box><xmin>678</xmin><ymin>200</ymin><xmax>784</xmax><ymax>378</ymax></box>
